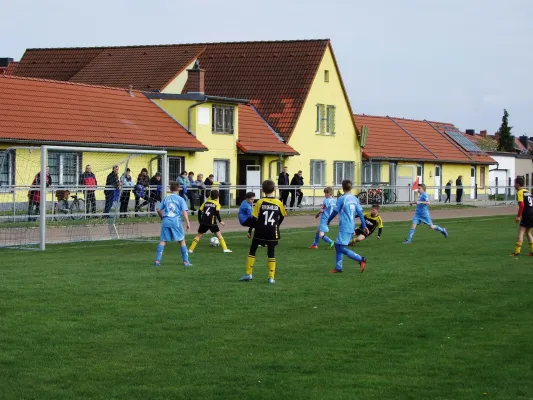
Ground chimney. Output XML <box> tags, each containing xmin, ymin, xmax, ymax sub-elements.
<box><xmin>480</xmin><ymin>130</ymin><xmax>487</xmax><ymax>137</ymax></box>
<box><xmin>519</xmin><ymin>135</ymin><xmax>529</xmax><ymax>150</ymax></box>
<box><xmin>465</xmin><ymin>129</ymin><xmax>475</xmax><ymax>135</ymax></box>
<box><xmin>187</xmin><ymin>60</ymin><xmax>205</xmax><ymax>94</ymax></box>
<box><xmin>0</xmin><ymin>58</ymin><xmax>13</xmax><ymax>67</ymax></box>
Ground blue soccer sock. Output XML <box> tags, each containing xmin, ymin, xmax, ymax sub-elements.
<box><xmin>156</xmin><ymin>244</ymin><xmax>165</xmax><ymax>263</ymax></box>
<box><xmin>322</xmin><ymin>235</ymin><xmax>333</xmax><ymax>245</ymax></box>
<box><xmin>313</xmin><ymin>232</ymin><xmax>320</xmax><ymax>246</ymax></box>
<box><xmin>435</xmin><ymin>225</ymin><xmax>444</xmax><ymax>233</ymax></box>
<box><xmin>180</xmin><ymin>245</ymin><xmax>189</xmax><ymax>264</ymax></box>
<box><xmin>340</xmin><ymin>244</ymin><xmax>362</xmax><ymax>262</ymax></box>
<box><xmin>335</xmin><ymin>245</ymin><xmax>344</xmax><ymax>271</ymax></box>
<box><xmin>407</xmin><ymin>228</ymin><xmax>415</xmax><ymax>241</ymax></box>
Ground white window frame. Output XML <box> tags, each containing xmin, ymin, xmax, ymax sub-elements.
<box><xmin>213</xmin><ymin>159</ymin><xmax>230</xmax><ymax>183</ymax></box>
<box><xmin>310</xmin><ymin>160</ymin><xmax>325</xmax><ymax>186</ymax></box>
<box><xmin>326</xmin><ymin>105</ymin><xmax>336</xmax><ymax>135</ymax></box>
<box><xmin>48</xmin><ymin>151</ymin><xmax>81</xmax><ymax>186</ymax></box>
<box><xmin>212</xmin><ymin>105</ymin><xmax>234</xmax><ymax>134</ymax></box>
<box><xmin>416</xmin><ymin>163</ymin><xmax>424</xmax><ymax>183</ymax></box>
<box><xmin>0</xmin><ymin>150</ymin><xmax>15</xmax><ymax>189</ymax></box>
<box><xmin>362</xmin><ymin>162</ymin><xmax>381</xmax><ymax>184</ymax></box>
<box><xmin>334</xmin><ymin>161</ymin><xmax>354</xmax><ymax>186</ymax></box>
<box><xmin>316</xmin><ymin>104</ymin><xmax>324</xmax><ymax>133</ymax></box>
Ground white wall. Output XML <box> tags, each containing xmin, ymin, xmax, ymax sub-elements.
<box><xmin>488</xmin><ymin>155</ymin><xmax>514</xmax><ymax>195</ymax></box>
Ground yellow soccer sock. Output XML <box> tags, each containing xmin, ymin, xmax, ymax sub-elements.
<box><xmin>529</xmin><ymin>242</ymin><xmax>533</xmax><ymax>253</ymax></box>
<box><xmin>514</xmin><ymin>241</ymin><xmax>522</xmax><ymax>254</ymax></box>
<box><xmin>189</xmin><ymin>238</ymin><xmax>199</xmax><ymax>251</ymax></box>
<box><xmin>245</xmin><ymin>255</ymin><xmax>255</xmax><ymax>276</ymax></box>
<box><xmin>219</xmin><ymin>237</ymin><xmax>228</xmax><ymax>251</ymax></box>
<box><xmin>267</xmin><ymin>258</ymin><xmax>276</xmax><ymax>280</ymax></box>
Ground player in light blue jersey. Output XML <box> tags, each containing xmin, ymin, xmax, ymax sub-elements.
<box><xmin>309</xmin><ymin>187</ymin><xmax>336</xmax><ymax>248</ymax></box>
<box><xmin>327</xmin><ymin>180</ymin><xmax>369</xmax><ymax>273</ymax></box>
<box><xmin>404</xmin><ymin>183</ymin><xmax>448</xmax><ymax>244</ymax></box>
<box><xmin>154</xmin><ymin>181</ymin><xmax>192</xmax><ymax>267</ymax></box>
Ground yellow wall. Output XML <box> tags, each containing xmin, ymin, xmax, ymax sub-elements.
<box><xmin>284</xmin><ymin>46</ymin><xmax>360</xmax><ymax>192</ymax></box>
<box><xmin>161</xmin><ymin>60</ymin><xmax>196</xmax><ymax>94</ymax></box>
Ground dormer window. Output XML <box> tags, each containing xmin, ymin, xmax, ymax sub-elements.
<box><xmin>212</xmin><ymin>105</ymin><xmax>234</xmax><ymax>134</ymax></box>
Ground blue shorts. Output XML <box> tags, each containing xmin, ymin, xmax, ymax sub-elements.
<box><xmin>318</xmin><ymin>222</ymin><xmax>329</xmax><ymax>233</ymax></box>
<box><xmin>412</xmin><ymin>214</ymin><xmax>433</xmax><ymax>226</ymax></box>
<box><xmin>335</xmin><ymin>231</ymin><xmax>353</xmax><ymax>246</ymax></box>
<box><xmin>160</xmin><ymin>225</ymin><xmax>185</xmax><ymax>242</ymax></box>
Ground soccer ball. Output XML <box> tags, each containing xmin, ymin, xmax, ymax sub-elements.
<box><xmin>210</xmin><ymin>237</ymin><xmax>220</xmax><ymax>247</ymax></box>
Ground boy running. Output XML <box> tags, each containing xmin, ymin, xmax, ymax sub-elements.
<box><xmin>327</xmin><ymin>180</ymin><xmax>368</xmax><ymax>273</ymax></box>
<box><xmin>510</xmin><ymin>176</ymin><xmax>533</xmax><ymax>256</ymax></box>
<box><xmin>238</xmin><ymin>192</ymin><xmax>255</xmax><ymax>238</ymax></box>
<box><xmin>154</xmin><ymin>181</ymin><xmax>192</xmax><ymax>267</ymax></box>
<box><xmin>308</xmin><ymin>187</ymin><xmax>335</xmax><ymax>249</ymax></box>
<box><xmin>240</xmin><ymin>180</ymin><xmax>287</xmax><ymax>284</ymax></box>
<box><xmin>189</xmin><ymin>190</ymin><xmax>232</xmax><ymax>253</ymax></box>
<box><xmin>349</xmin><ymin>204</ymin><xmax>384</xmax><ymax>245</ymax></box>
<box><xmin>403</xmin><ymin>183</ymin><xmax>448</xmax><ymax>244</ymax></box>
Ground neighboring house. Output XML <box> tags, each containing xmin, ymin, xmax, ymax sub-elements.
<box><xmin>0</xmin><ymin>58</ymin><xmax>17</xmax><ymax>75</ymax></box>
<box><xmin>0</xmin><ymin>75</ymin><xmax>206</xmax><ymax>204</ymax></box>
<box><xmin>13</xmin><ymin>40</ymin><xmax>362</xmax><ymax>195</ymax></box>
<box><xmin>354</xmin><ymin>115</ymin><xmax>496</xmax><ymax>202</ymax></box>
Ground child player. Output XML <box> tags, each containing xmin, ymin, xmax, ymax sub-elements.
<box><xmin>240</xmin><ymin>180</ymin><xmax>287</xmax><ymax>284</ymax></box>
<box><xmin>308</xmin><ymin>187</ymin><xmax>335</xmax><ymax>249</ymax></box>
<box><xmin>327</xmin><ymin>179</ymin><xmax>369</xmax><ymax>273</ymax></box>
<box><xmin>154</xmin><ymin>181</ymin><xmax>192</xmax><ymax>267</ymax></box>
<box><xmin>403</xmin><ymin>183</ymin><xmax>448</xmax><ymax>244</ymax></box>
<box><xmin>349</xmin><ymin>204</ymin><xmax>384</xmax><ymax>246</ymax></box>
<box><xmin>188</xmin><ymin>189</ymin><xmax>232</xmax><ymax>253</ymax></box>
<box><xmin>510</xmin><ymin>176</ymin><xmax>533</xmax><ymax>256</ymax></box>
<box><xmin>238</xmin><ymin>192</ymin><xmax>255</xmax><ymax>238</ymax></box>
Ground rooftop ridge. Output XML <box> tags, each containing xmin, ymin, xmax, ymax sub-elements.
<box><xmin>0</xmin><ymin>74</ymin><xmax>143</xmax><ymax>93</ymax></box>
<box><xmin>355</xmin><ymin>113</ymin><xmax>452</xmax><ymax>126</ymax></box>
<box><xmin>25</xmin><ymin>39</ymin><xmax>331</xmax><ymax>52</ymax></box>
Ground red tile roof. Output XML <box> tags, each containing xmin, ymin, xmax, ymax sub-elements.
<box><xmin>354</xmin><ymin>114</ymin><xmax>495</xmax><ymax>164</ymax></box>
<box><xmin>14</xmin><ymin>40</ymin><xmax>333</xmax><ymax>140</ymax></box>
<box><xmin>237</xmin><ymin>105</ymin><xmax>298</xmax><ymax>155</ymax></box>
<box><xmin>0</xmin><ymin>75</ymin><xmax>206</xmax><ymax>151</ymax></box>
<box><xmin>0</xmin><ymin>61</ymin><xmax>17</xmax><ymax>75</ymax></box>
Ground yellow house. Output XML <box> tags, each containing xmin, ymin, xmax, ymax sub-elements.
<box><xmin>354</xmin><ymin>114</ymin><xmax>496</xmax><ymax>202</ymax></box>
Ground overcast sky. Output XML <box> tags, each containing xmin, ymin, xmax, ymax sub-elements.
<box><xmin>1</xmin><ymin>0</ymin><xmax>531</xmax><ymax>136</ymax></box>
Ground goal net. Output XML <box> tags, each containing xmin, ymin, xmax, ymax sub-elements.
<box><xmin>0</xmin><ymin>146</ymin><xmax>168</xmax><ymax>250</ymax></box>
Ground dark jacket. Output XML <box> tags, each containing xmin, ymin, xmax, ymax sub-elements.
<box><xmin>204</xmin><ymin>177</ymin><xmax>214</xmax><ymax>197</ymax></box>
<box><xmin>105</xmin><ymin>172</ymin><xmax>120</xmax><ymax>192</ymax></box>
<box><xmin>149</xmin><ymin>176</ymin><xmax>162</xmax><ymax>202</ymax></box>
<box><xmin>445</xmin><ymin>183</ymin><xmax>452</xmax><ymax>193</ymax></box>
<box><xmin>290</xmin><ymin>174</ymin><xmax>304</xmax><ymax>187</ymax></box>
<box><xmin>456</xmin><ymin>179</ymin><xmax>463</xmax><ymax>190</ymax></box>
<box><xmin>278</xmin><ymin>172</ymin><xmax>289</xmax><ymax>187</ymax></box>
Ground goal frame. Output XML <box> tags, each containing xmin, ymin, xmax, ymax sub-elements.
<box><xmin>38</xmin><ymin>145</ymin><xmax>168</xmax><ymax>251</ymax></box>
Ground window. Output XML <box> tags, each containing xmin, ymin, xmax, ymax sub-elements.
<box><xmin>0</xmin><ymin>150</ymin><xmax>15</xmax><ymax>187</ymax></box>
<box><xmin>416</xmin><ymin>163</ymin><xmax>424</xmax><ymax>183</ymax></box>
<box><xmin>271</xmin><ymin>160</ymin><xmax>282</xmax><ymax>179</ymax></box>
<box><xmin>310</xmin><ymin>160</ymin><xmax>325</xmax><ymax>186</ymax></box>
<box><xmin>326</xmin><ymin>105</ymin><xmax>336</xmax><ymax>134</ymax></box>
<box><xmin>212</xmin><ymin>105</ymin><xmax>234</xmax><ymax>134</ymax></box>
<box><xmin>362</xmin><ymin>162</ymin><xmax>381</xmax><ymax>184</ymax></box>
<box><xmin>213</xmin><ymin>159</ymin><xmax>230</xmax><ymax>183</ymax></box>
<box><xmin>389</xmin><ymin>162</ymin><xmax>397</xmax><ymax>186</ymax></box>
<box><xmin>48</xmin><ymin>151</ymin><xmax>81</xmax><ymax>186</ymax></box>
<box><xmin>480</xmin><ymin>167</ymin><xmax>485</xmax><ymax>189</ymax></box>
<box><xmin>324</xmin><ymin>70</ymin><xmax>330</xmax><ymax>82</ymax></box>
<box><xmin>316</xmin><ymin>104</ymin><xmax>324</xmax><ymax>133</ymax></box>
<box><xmin>334</xmin><ymin>161</ymin><xmax>354</xmax><ymax>186</ymax></box>
<box><xmin>158</xmin><ymin>156</ymin><xmax>185</xmax><ymax>181</ymax></box>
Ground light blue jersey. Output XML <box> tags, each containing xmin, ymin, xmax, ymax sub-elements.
<box><xmin>159</xmin><ymin>193</ymin><xmax>188</xmax><ymax>242</ymax></box>
<box><xmin>318</xmin><ymin>197</ymin><xmax>336</xmax><ymax>232</ymax></box>
<box><xmin>415</xmin><ymin>192</ymin><xmax>430</xmax><ymax>216</ymax></box>
<box><xmin>329</xmin><ymin>194</ymin><xmax>366</xmax><ymax>246</ymax></box>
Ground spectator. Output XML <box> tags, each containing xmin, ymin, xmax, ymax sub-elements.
<box><xmin>177</xmin><ymin>171</ymin><xmax>189</xmax><ymax>202</ymax></box>
<box><xmin>134</xmin><ymin>168</ymin><xmax>150</xmax><ymax>213</ymax></box>
<box><xmin>456</xmin><ymin>175</ymin><xmax>463</xmax><ymax>203</ymax></box>
<box><xmin>104</xmin><ymin>165</ymin><xmax>121</xmax><ymax>217</ymax></box>
<box><xmin>195</xmin><ymin>173</ymin><xmax>206</xmax><ymax>202</ymax></box>
<box><xmin>278</xmin><ymin>166</ymin><xmax>290</xmax><ymax>207</ymax></box>
<box><xmin>119</xmin><ymin>168</ymin><xmax>134</xmax><ymax>217</ymax></box>
<box><xmin>149</xmin><ymin>172</ymin><xmax>162</xmax><ymax>212</ymax></box>
<box><xmin>27</xmin><ymin>167</ymin><xmax>52</xmax><ymax>221</ymax></box>
<box><xmin>204</xmin><ymin>174</ymin><xmax>214</xmax><ymax>198</ymax></box>
<box><xmin>187</xmin><ymin>171</ymin><xmax>198</xmax><ymax>212</ymax></box>
<box><xmin>79</xmin><ymin>164</ymin><xmax>97</xmax><ymax>215</ymax></box>
<box><xmin>444</xmin><ymin>180</ymin><xmax>452</xmax><ymax>203</ymax></box>
<box><xmin>290</xmin><ymin>170</ymin><xmax>304</xmax><ymax>209</ymax></box>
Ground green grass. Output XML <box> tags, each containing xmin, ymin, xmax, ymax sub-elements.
<box><xmin>1</xmin><ymin>215</ymin><xmax>532</xmax><ymax>400</ymax></box>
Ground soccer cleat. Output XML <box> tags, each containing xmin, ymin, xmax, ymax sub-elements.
<box><xmin>403</xmin><ymin>240</ymin><xmax>411</xmax><ymax>244</ymax></box>
<box><xmin>510</xmin><ymin>252</ymin><xmax>520</xmax><ymax>256</ymax></box>
<box><xmin>330</xmin><ymin>241</ymin><xmax>335</xmax><ymax>249</ymax></box>
<box><xmin>308</xmin><ymin>245</ymin><xmax>318</xmax><ymax>249</ymax></box>
<box><xmin>188</xmin><ymin>249</ymin><xmax>194</xmax><ymax>254</ymax></box>
<box><xmin>154</xmin><ymin>261</ymin><xmax>160</xmax><ymax>267</ymax></box>
<box><xmin>239</xmin><ymin>274</ymin><xmax>253</xmax><ymax>281</ymax></box>
<box><xmin>442</xmin><ymin>228</ymin><xmax>448</xmax><ymax>238</ymax></box>
<box><xmin>183</xmin><ymin>262</ymin><xmax>193</xmax><ymax>267</ymax></box>
<box><xmin>329</xmin><ymin>268</ymin><xmax>343</xmax><ymax>273</ymax></box>
<box><xmin>360</xmin><ymin>257</ymin><xmax>367</xmax><ymax>273</ymax></box>
<box><xmin>267</xmin><ymin>278</ymin><xmax>276</xmax><ymax>284</ymax></box>
<box><xmin>223</xmin><ymin>249</ymin><xmax>233</xmax><ymax>253</ymax></box>
<box><xmin>528</xmin><ymin>253</ymin><xmax>533</xmax><ymax>257</ymax></box>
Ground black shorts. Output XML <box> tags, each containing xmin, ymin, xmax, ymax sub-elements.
<box><xmin>240</xmin><ymin>217</ymin><xmax>254</xmax><ymax>228</ymax></box>
<box><xmin>198</xmin><ymin>223</ymin><xmax>220</xmax><ymax>234</ymax></box>
<box><xmin>354</xmin><ymin>228</ymin><xmax>373</xmax><ymax>238</ymax></box>
<box><xmin>520</xmin><ymin>217</ymin><xmax>533</xmax><ymax>229</ymax></box>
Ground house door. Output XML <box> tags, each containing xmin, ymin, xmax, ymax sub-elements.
<box><xmin>470</xmin><ymin>166</ymin><xmax>476</xmax><ymax>199</ymax></box>
<box><xmin>237</xmin><ymin>159</ymin><xmax>260</xmax><ymax>204</ymax></box>
<box><xmin>246</xmin><ymin>165</ymin><xmax>261</xmax><ymax>195</ymax></box>
<box><xmin>435</xmin><ymin>165</ymin><xmax>442</xmax><ymax>201</ymax></box>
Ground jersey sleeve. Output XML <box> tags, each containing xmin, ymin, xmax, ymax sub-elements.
<box><xmin>517</xmin><ymin>189</ymin><xmax>524</xmax><ymax>203</ymax></box>
<box><xmin>252</xmin><ymin>200</ymin><xmax>262</xmax><ymax>218</ymax></box>
<box><xmin>179</xmin><ymin>196</ymin><xmax>188</xmax><ymax>212</ymax></box>
<box><xmin>377</xmin><ymin>216</ymin><xmax>383</xmax><ymax>228</ymax></box>
<box><xmin>335</xmin><ymin>196</ymin><xmax>345</xmax><ymax>212</ymax></box>
<box><xmin>199</xmin><ymin>201</ymin><xmax>206</xmax><ymax>211</ymax></box>
<box><xmin>280</xmin><ymin>202</ymin><xmax>287</xmax><ymax>217</ymax></box>
<box><xmin>215</xmin><ymin>202</ymin><xmax>221</xmax><ymax>211</ymax></box>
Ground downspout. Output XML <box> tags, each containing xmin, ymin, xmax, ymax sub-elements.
<box><xmin>188</xmin><ymin>99</ymin><xmax>208</xmax><ymax>134</ymax></box>
<box><xmin>269</xmin><ymin>154</ymin><xmax>283</xmax><ymax>179</ymax></box>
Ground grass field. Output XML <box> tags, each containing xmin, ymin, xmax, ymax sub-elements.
<box><xmin>1</xmin><ymin>215</ymin><xmax>532</xmax><ymax>400</ymax></box>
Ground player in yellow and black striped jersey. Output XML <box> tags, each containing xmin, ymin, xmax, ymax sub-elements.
<box><xmin>188</xmin><ymin>190</ymin><xmax>232</xmax><ymax>253</ymax></box>
<box><xmin>511</xmin><ymin>176</ymin><xmax>533</xmax><ymax>256</ymax></box>
<box><xmin>349</xmin><ymin>204</ymin><xmax>384</xmax><ymax>246</ymax></box>
<box><xmin>240</xmin><ymin>179</ymin><xmax>287</xmax><ymax>284</ymax></box>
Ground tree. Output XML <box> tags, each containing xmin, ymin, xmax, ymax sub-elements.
<box><xmin>497</xmin><ymin>109</ymin><xmax>514</xmax><ymax>152</ymax></box>
<box><xmin>476</xmin><ymin>136</ymin><xmax>499</xmax><ymax>151</ymax></box>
